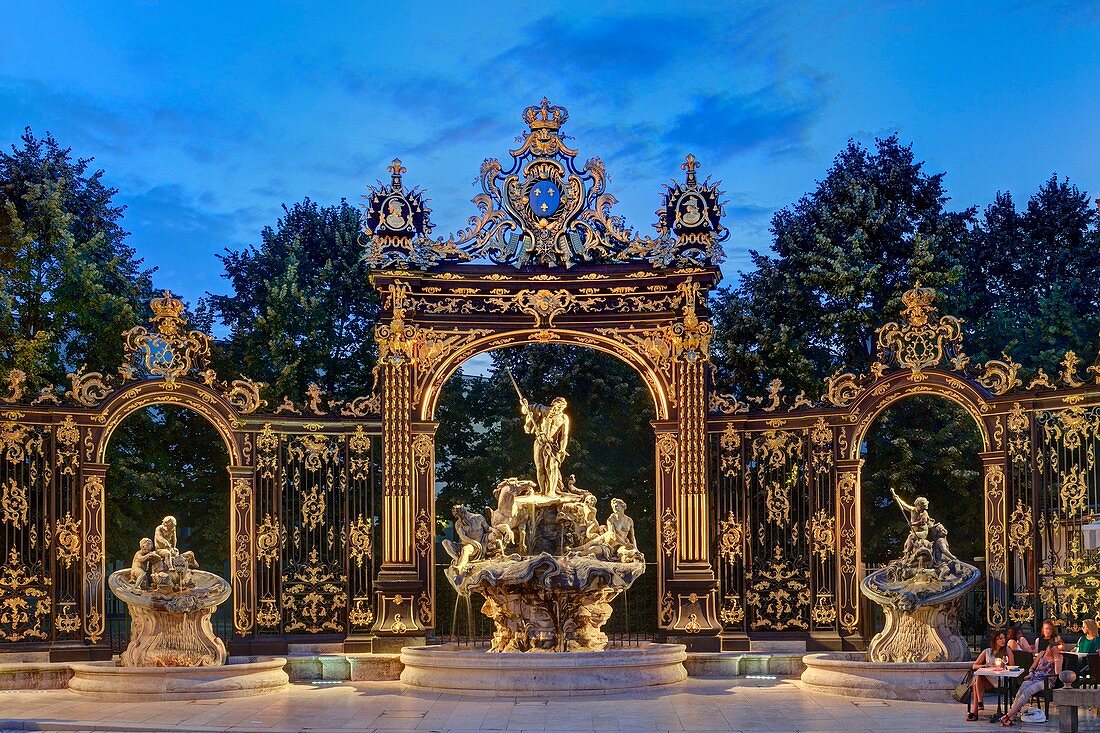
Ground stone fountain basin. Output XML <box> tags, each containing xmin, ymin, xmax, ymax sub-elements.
<box><xmin>67</xmin><ymin>656</ymin><xmax>289</xmax><ymax>701</ymax></box>
<box><xmin>800</xmin><ymin>652</ymin><xmax>969</xmax><ymax>701</ymax></box>
<box><xmin>401</xmin><ymin>643</ymin><xmax>687</xmax><ymax>694</ymax></box>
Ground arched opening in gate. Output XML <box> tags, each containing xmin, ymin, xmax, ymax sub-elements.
<box><xmin>102</xmin><ymin>404</ymin><xmax>232</xmax><ymax>652</ymax></box>
<box><xmin>432</xmin><ymin>343</ymin><xmax>658</xmax><ymax>642</ymax></box>
<box><xmin>857</xmin><ymin>393</ymin><xmax>985</xmax><ymax>642</ymax></box>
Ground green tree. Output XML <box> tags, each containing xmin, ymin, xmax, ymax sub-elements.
<box><xmin>710</xmin><ymin>134</ymin><xmax>972</xmax><ymax>397</ymax></box>
<box><xmin>708</xmin><ymin>135</ymin><xmax>982</xmax><ymax>582</ymax></box>
<box><xmin>0</xmin><ymin>128</ymin><xmax>153</xmax><ymax>386</ymax></box>
<box><xmin>104</xmin><ymin>406</ymin><xmax>230</xmax><ymax>571</ymax></box>
<box><xmin>202</xmin><ymin>199</ymin><xmax>379</xmax><ymax>403</ymax></box>
<box><xmin>958</xmin><ymin>176</ymin><xmax>1100</xmax><ymax>371</ymax></box>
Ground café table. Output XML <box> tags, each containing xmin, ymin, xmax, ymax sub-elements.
<box><xmin>974</xmin><ymin>665</ymin><xmax>1025</xmax><ymax>721</ymax></box>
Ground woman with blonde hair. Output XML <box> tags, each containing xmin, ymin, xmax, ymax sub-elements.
<box><xmin>1076</xmin><ymin>618</ymin><xmax>1100</xmax><ymax>654</ymax></box>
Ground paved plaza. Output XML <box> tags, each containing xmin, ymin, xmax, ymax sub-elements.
<box><xmin>1</xmin><ymin>677</ymin><xmax>1096</xmax><ymax>733</ymax></box>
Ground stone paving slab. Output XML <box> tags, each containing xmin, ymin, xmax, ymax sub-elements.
<box><xmin>0</xmin><ymin>678</ymin><xmax>1097</xmax><ymax>733</ymax></box>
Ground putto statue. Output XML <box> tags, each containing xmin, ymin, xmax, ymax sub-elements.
<box><xmin>860</xmin><ymin>489</ymin><xmax>980</xmax><ymax>663</ymax></box>
<box><xmin>444</xmin><ymin>379</ymin><xmax>645</xmax><ymax>652</ymax></box>
<box><xmin>109</xmin><ymin>516</ymin><xmax>230</xmax><ymax>667</ymax></box>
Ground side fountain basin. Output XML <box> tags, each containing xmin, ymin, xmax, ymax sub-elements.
<box><xmin>400</xmin><ymin>643</ymin><xmax>687</xmax><ymax>694</ymax></box>
<box><xmin>800</xmin><ymin>652</ymin><xmax>969</xmax><ymax>701</ymax></box>
<box><xmin>67</xmin><ymin>655</ymin><xmax>289</xmax><ymax>701</ymax></box>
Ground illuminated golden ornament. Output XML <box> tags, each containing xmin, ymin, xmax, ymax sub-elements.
<box><xmin>54</xmin><ymin>512</ymin><xmax>81</xmax><ymax>568</ymax></box>
<box><xmin>875</xmin><ymin>283</ymin><xmax>965</xmax><ymax>376</ymax></box>
<box><xmin>717</xmin><ymin>512</ymin><xmax>744</xmax><ymax>565</ymax></box>
<box><xmin>1</xmin><ymin>478</ymin><xmax>28</xmax><ymax>528</ymax></box>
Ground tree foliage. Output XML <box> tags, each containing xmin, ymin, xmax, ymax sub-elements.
<box><xmin>202</xmin><ymin>199</ymin><xmax>380</xmax><ymax>403</ymax></box>
<box><xmin>0</xmin><ymin>128</ymin><xmax>153</xmax><ymax>386</ymax></box>
<box><xmin>709</xmin><ymin>135</ymin><xmax>1098</xmax><ymax>572</ymax></box>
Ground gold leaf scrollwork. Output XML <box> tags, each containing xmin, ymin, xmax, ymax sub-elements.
<box><xmin>875</xmin><ymin>283</ymin><xmax>964</xmax><ymax>376</ymax></box>
<box><xmin>745</xmin><ymin>546</ymin><xmax>809</xmax><ymax>631</ymax></box>
<box><xmin>1061</xmin><ymin>351</ymin><xmax>1085</xmax><ymax>388</ymax></box>
<box><xmin>412</xmin><ymin>434</ymin><xmax>433</xmax><ymax>474</ymax></box>
<box><xmin>811</xmin><ymin>508</ymin><xmax>836</xmax><ymax>564</ymax></box>
<box><xmin>417</xmin><ymin>591</ymin><xmax>432</xmax><ymax>626</ymax></box>
<box><xmin>710</xmin><ymin>393</ymin><xmax>749</xmax><ymax>415</ymax></box>
<box><xmin>810</xmin><ymin>417</ymin><xmax>833</xmax><ymax>471</ymax></box>
<box><xmin>223</xmin><ymin>378</ymin><xmax>267</xmax><ymax>414</ymax></box>
<box><xmin>0</xmin><ymin>547</ymin><xmax>51</xmax><ymax>641</ymax></box>
<box><xmin>54</xmin><ymin>512</ymin><xmax>81</xmax><ymax>568</ymax></box>
<box><xmin>823</xmin><ymin>368</ymin><xmax>864</xmax><ymax>408</ymax></box>
<box><xmin>660</xmin><ymin>508</ymin><xmax>677</xmax><ymax>557</ymax></box>
<box><xmin>65</xmin><ymin>366</ymin><xmax>112</xmax><ymax>407</ymax></box>
<box><xmin>718</xmin><ymin>424</ymin><xmax>741</xmax><ymax>478</ymax></box>
<box><xmin>257</xmin><ymin>596</ymin><xmax>280</xmax><ymax>629</ymax></box>
<box><xmin>256</xmin><ymin>514</ymin><xmax>284</xmax><ymax>567</ymax></box>
<box><xmin>1007</xmin><ymin>499</ymin><xmax>1033</xmax><ymax>553</ymax></box>
<box><xmin>256</xmin><ymin>423</ymin><xmax>279</xmax><ymax>479</ymax></box>
<box><xmin>1060</xmin><ymin>466</ymin><xmax>1088</xmax><ymax>516</ymax></box>
<box><xmin>300</xmin><ymin>486</ymin><xmax>326</xmax><ymax>530</ymax></box>
<box><xmin>349</xmin><ymin>514</ymin><xmax>373</xmax><ymax>568</ymax></box>
<box><xmin>720</xmin><ymin>595</ymin><xmax>744</xmax><ymax>626</ymax></box>
<box><xmin>1</xmin><ymin>477</ymin><xmax>28</xmax><ymax>528</ymax></box>
<box><xmin>657</xmin><ymin>433</ymin><xmax>677</xmax><ymax>474</ymax></box>
<box><xmin>55</xmin><ymin>601</ymin><xmax>80</xmax><ymax>634</ymax></box>
<box><xmin>660</xmin><ymin>591</ymin><xmax>675</xmax><ymax>626</ymax></box>
<box><xmin>414</xmin><ymin>509</ymin><xmax>432</xmax><ymax>557</ymax></box>
<box><xmin>349</xmin><ymin>597</ymin><xmax>374</xmax><ymax>628</ymax></box>
<box><xmin>2</xmin><ymin>369</ymin><xmax>26</xmax><ymax>404</ymax></box>
<box><xmin>717</xmin><ymin>511</ymin><xmax>743</xmax><ymax>565</ymax></box>
<box><xmin>281</xmin><ymin>549</ymin><xmax>346</xmax><ymax>634</ymax></box>
<box><xmin>812</xmin><ymin>594</ymin><xmax>837</xmax><ymax>626</ymax></box>
<box><xmin>978</xmin><ymin>353</ymin><xmax>1023</xmax><ymax>395</ymax></box>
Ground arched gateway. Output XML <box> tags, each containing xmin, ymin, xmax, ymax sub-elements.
<box><xmin>2</xmin><ymin>102</ymin><xmax>1100</xmax><ymax>660</ymax></box>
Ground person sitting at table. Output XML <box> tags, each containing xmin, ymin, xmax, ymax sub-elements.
<box><xmin>999</xmin><ymin>637</ymin><xmax>1062</xmax><ymax>727</ymax></box>
<box><xmin>1007</xmin><ymin>625</ymin><xmax>1033</xmax><ymax>653</ymax></box>
<box><xmin>1035</xmin><ymin>618</ymin><xmax>1063</xmax><ymax>654</ymax></box>
<box><xmin>968</xmin><ymin>628</ymin><xmax>1015</xmax><ymax>721</ymax></box>
<box><xmin>1076</xmin><ymin>618</ymin><xmax>1100</xmax><ymax>654</ymax></box>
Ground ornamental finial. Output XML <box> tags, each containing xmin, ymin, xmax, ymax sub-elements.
<box><xmin>681</xmin><ymin>154</ymin><xmax>700</xmax><ymax>188</ymax></box>
<box><xmin>388</xmin><ymin>158</ymin><xmax>406</xmax><ymax>191</ymax></box>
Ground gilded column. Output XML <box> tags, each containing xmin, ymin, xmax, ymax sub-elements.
<box><xmin>80</xmin><ymin>463</ymin><xmax>108</xmax><ymax>645</ymax></box>
<box><xmin>372</xmin><ymin>357</ymin><xmax>425</xmax><ymax>645</ymax></box>
<box><xmin>227</xmin><ymin>465</ymin><xmax>254</xmax><ymax>638</ymax></box>
<box><xmin>835</xmin><ymin>458</ymin><xmax>862</xmax><ymax>638</ymax></box>
<box><xmin>982</xmin><ymin>452</ymin><xmax>1008</xmax><ymax>627</ymax></box>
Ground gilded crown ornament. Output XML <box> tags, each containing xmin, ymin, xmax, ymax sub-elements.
<box><xmin>359</xmin><ymin>100</ymin><xmax>728</xmax><ymax>270</ymax></box>
<box><xmin>875</xmin><ymin>282</ymin><xmax>965</xmax><ymax>377</ymax></box>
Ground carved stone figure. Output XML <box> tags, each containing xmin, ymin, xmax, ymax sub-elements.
<box><xmin>860</xmin><ymin>490</ymin><xmax>980</xmax><ymax>663</ymax></box>
<box><xmin>108</xmin><ymin>519</ymin><xmax>230</xmax><ymax>667</ymax></box>
<box><xmin>521</xmin><ymin>396</ymin><xmax>569</xmax><ymax>496</ymax></box>
<box><xmin>444</xmin><ymin>390</ymin><xmax>644</xmax><ymax>652</ymax></box>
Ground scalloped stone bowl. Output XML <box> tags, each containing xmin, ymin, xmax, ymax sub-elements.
<box><xmin>67</xmin><ymin>656</ymin><xmax>289</xmax><ymax>701</ymax></box>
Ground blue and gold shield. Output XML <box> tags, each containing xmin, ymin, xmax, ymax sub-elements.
<box><xmin>529</xmin><ymin>179</ymin><xmax>561</xmax><ymax>218</ymax></box>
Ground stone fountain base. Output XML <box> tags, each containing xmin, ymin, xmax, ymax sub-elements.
<box><xmin>67</xmin><ymin>656</ymin><xmax>289</xmax><ymax>701</ymax></box>
<box><xmin>400</xmin><ymin>643</ymin><xmax>687</xmax><ymax>695</ymax></box>
<box><xmin>800</xmin><ymin>652</ymin><xmax>969</xmax><ymax>701</ymax></box>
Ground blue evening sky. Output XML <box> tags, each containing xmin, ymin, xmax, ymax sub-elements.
<box><xmin>2</xmin><ymin>1</ymin><xmax>1098</xmax><ymax>311</ymax></box>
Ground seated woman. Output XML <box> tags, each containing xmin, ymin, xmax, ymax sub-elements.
<box><xmin>999</xmin><ymin>637</ymin><xmax>1062</xmax><ymax>726</ymax></box>
<box><xmin>1007</xmin><ymin>625</ymin><xmax>1033</xmax><ymax>653</ymax></box>
<box><xmin>1076</xmin><ymin>618</ymin><xmax>1100</xmax><ymax>654</ymax></box>
<box><xmin>968</xmin><ymin>629</ymin><xmax>1015</xmax><ymax>721</ymax></box>
<box><xmin>1035</xmin><ymin>618</ymin><xmax>1062</xmax><ymax>654</ymax></box>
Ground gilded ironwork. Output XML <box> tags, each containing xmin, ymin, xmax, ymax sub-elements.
<box><xmin>977</xmin><ymin>354</ymin><xmax>1023</xmax><ymax>395</ymax></box>
<box><xmin>1</xmin><ymin>477</ymin><xmax>28</xmax><ymax>528</ymax></box>
<box><xmin>876</xmin><ymin>283</ymin><xmax>965</xmax><ymax>376</ymax></box>
<box><xmin>717</xmin><ymin>511</ymin><xmax>743</xmax><ymax>565</ymax></box>
<box><xmin>0</xmin><ymin>547</ymin><xmax>51</xmax><ymax>642</ymax></box>
<box><xmin>745</xmin><ymin>546</ymin><xmax>809</xmax><ymax>630</ymax></box>
<box><xmin>282</xmin><ymin>549</ymin><xmax>347</xmax><ymax>634</ymax></box>
<box><xmin>810</xmin><ymin>509</ymin><xmax>836</xmax><ymax>563</ymax></box>
<box><xmin>122</xmin><ymin>291</ymin><xmax>212</xmax><ymax>387</ymax></box>
<box><xmin>348</xmin><ymin>514</ymin><xmax>373</xmax><ymax>568</ymax></box>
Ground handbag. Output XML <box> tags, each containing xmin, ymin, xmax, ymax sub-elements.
<box><xmin>952</xmin><ymin>669</ymin><xmax>975</xmax><ymax>704</ymax></box>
